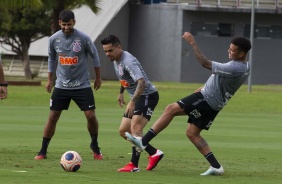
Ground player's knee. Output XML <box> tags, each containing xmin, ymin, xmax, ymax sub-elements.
<box><xmin>85</xmin><ymin>112</ymin><xmax>96</xmax><ymax>122</ymax></box>
<box><xmin>118</xmin><ymin>129</ymin><xmax>127</xmax><ymax>140</ymax></box>
<box><xmin>164</xmin><ymin>103</ymin><xmax>179</xmax><ymax>116</ymax></box>
<box><xmin>186</xmin><ymin>129</ymin><xmax>196</xmax><ymax>140</ymax></box>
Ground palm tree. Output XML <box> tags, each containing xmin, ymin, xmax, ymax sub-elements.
<box><xmin>0</xmin><ymin>0</ymin><xmax>43</xmax><ymax>10</ymax></box>
<box><xmin>43</xmin><ymin>0</ymin><xmax>101</xmax><ymax>33</ymax></box>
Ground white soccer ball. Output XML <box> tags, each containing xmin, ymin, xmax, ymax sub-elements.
<box><xmin>60</xmin><ymin>151</ymin><xmax>82</xmax><ymax>172</ymax></box>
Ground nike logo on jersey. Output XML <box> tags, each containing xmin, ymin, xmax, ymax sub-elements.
<box><xmin>178</xmin><ymin>100</ymin><xmax>184</xmax><ymax>105</ymax></box>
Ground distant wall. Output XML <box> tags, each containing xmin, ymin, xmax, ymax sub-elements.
<box><xmin>94</xmin><ymin>2</ymin><xmax>130</xmax><ymax>81</ymax></box>
<box><xmin>98</xmin><ymin>3</ymin><xmax>282</xmax><ymax>84</ymax></box>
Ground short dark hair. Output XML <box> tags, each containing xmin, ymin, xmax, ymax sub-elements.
<box><xmin>101</xmin><ymin>35</ymin><xmax>121</xmax><ymax>46</ymax></box>
<box><xmin>59</xmin><ymin>9</ymin><xmax>75</xmax><ymax>22</ymax></box>
<box><xmin>231</xmin><ymin>36</ymin><xmax>251</xmax><ymax>53</ymax></box>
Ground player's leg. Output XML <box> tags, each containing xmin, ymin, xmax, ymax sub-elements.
<box><xmin>84</xmin><ymin>109</ymin><xmax>102</xmax><ymax>156</ymax></box>
<box><xmin>35</xmin><ymin>88</ymin><xmax>69</xmax><ymax>160</ymax></box>
<box><xmin>186</xmin><ymin>123</ymin><xmax>224</xmax><ymax>175</ymax></box>
<box><xmin>186</xmin><ymin>123</ymin><xmax>212</xmax><ymax>157</ymax></box>
<box><xmin>117</xmin><ymin>117</ymin><xmax>141</xmax><ymax>172</ymax></box>
<box><xmin>130</xmin><ymin>114</ymin><xmax>164</xmax><ymax>171</ymax></box>
<box><xmin>119</xmin><ymin>92</ymin><xmax>162</xmax><ymax>172</ymax></box>
<box><xmin>35</xmin><ymin>110</ymin><xmax>62</xmax><ymax>160</ymax></box>
<box><xmin>128</xmin><ymin>102</ymin><xmax>186</xmax><ymax>148</ymax></box>
<box><xmin>118</xmin><ymin>115</ymin><xmax>144</xmax><ymax>172</ymax></box>
<box><xmin>119</xmin><ymin>117</ymin><xmax>131</xmax><ymax>140</ymax></box>
<box><xmin>74</xmin><ymin>87</ymin><xmax>102</xmax><ymax>160</ymax></box>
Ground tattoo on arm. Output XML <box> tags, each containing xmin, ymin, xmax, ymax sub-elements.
<box><xmin>195</xmin><ymin>138</ymin><xmax>208</xmax><ymax>150</ymax></box>
<box><xmin>191</xmin><ymin>42</ymin><xmax>212</xmax><ymax>69</ymax></box>
<box><xmin>131</xmin><ymin>79</ymin><xmax>145</xmax><ymax>103</ymax></box>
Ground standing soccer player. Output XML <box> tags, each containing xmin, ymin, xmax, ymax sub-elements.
<box><xmin>101</xmin><ymin>35</ymin><xmax>163</xmax><ymax>172</ymax></box>
<box><xmin>126</xmin><ymin>32</ymin><xmax>251</xmax><ymax>175</ymax></box>
<box><xmin>35</xmin><ymin>9</ymin><xmax>103</xmax><ymax>160</ymax></box>
<box><xmin>0</xmin><ymin>54</ymin><xmax>8</xmax><ymax>100</ymax></box>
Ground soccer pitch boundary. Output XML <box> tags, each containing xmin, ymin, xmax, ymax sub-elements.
<box><xmin>0</xmin><ymin>82</ymin><xmax>281</xmax><ymax>183</ymax></box>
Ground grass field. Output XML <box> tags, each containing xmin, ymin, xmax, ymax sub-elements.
<box><xmin>0</xmin><ymin>81</ymin><xmax>281</xmax><ymax>184</ymax></box>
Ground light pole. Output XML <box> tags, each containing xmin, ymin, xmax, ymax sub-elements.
<box><xmin>248</xmin><ymin>0</ymin><xmax>255</xmax><ymax>93</ymax></box>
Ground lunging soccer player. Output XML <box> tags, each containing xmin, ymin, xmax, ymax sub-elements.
<box><xmin>101</xmin><ymin>35</ymin><xmax>163</xmax><ymax>172</ymax></box>
<box><xmin>126</xmin><ymin>32</ymin><xmax>251</xmax><ymax>175</ymax></box>
<box><xmin>35</xmin><ymin>9</ymin><xmax>103</xmax><ymax>160</ymax></box>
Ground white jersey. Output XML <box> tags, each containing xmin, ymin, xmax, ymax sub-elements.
<box><xmin>114</xmin><ymin>51</ymin><xmax>157</xmax><ymax>97</ymax></box>
<box><xmin>201</xmin><ymin>60</ymin><xmax>250</xmax><ymax>111</ymax></box>
<box><xmin>48</xmin><ymin>28</ymin><xmax>100</xmax><ymax>89</ymax></box>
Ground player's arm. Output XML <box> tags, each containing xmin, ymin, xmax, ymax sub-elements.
<box><xmin>182</xmin><ymin>32</ymin><xmax>212</xmax><ymax>70</ymax></box>
<box><xmin>93</xmin><ymin>67</ymin><xmax>102</xmax><ymax>91</ymax></box>
<box><xmin>46</xmin><ymin>72</ymin><xmax>53</xmax><ymax>93</ymax></box>
<box><xmin>132</xmin><ymin>78</ymin><xmax>145</xmax><ymax>103</ymax></box>
<box><xmin>87</xmin><ymin>40</ymin><xmax>102</xmax><ymax>91</ymax></box>
<box><xmin>126</xmin><ymin>78</ymin><xmax>145</xmax><ymax>118</ymax></box>
<box><xmin>118</xmin><ymin>86</ymin><xmax>126</xmax><ymax>107</ymax></box>
<box><xmin>46</xmin><ymin>39</ymin><xmax>56</xmax><ymax>93</ymax></box>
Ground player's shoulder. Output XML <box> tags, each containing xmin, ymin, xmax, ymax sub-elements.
<box><xmin>73</xmin><ymin>29</ymin><xmax>91</xmax><ymax>41</ymax></box>
<box><xmin>122</xmin><ymin>51</ymin><xmax>137</xmax><ymax>62</ymax></box>
<box><xmin>49</xmin><ymin>30</ymin><xmax>63</xmax><ymax>42</ymax></box>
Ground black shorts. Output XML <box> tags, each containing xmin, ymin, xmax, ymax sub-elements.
<box><xmin>176</xmin><ymin>92</ymin><xmax>219</xmax><ymax>130</ymax></box>
<box><xmin>123</xmin><ymin>91</ymin><xmax>159</xmax><ymax>121</ymax></box>
<box><xmin>50</xmin><ymin>87</ymin><xmax>95</xmax><ymax>111</ymax></box>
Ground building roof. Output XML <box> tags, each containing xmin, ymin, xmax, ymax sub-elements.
<box><xmin>1</xmin><ymin>0</ymin><xmax>128</xmax><ymax>56</ymax></box>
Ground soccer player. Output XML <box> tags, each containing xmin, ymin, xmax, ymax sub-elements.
<box><xmin>101</xmin><ymin>35</ymin><xmax>163</xmax><ymax>172</ymax></box>
<box><xmin>34</xmin><ymin>9</ymin><xmax>103</xmax><ymax>160</ymax></box>
<box><xmin>126</xmin><ymin>32</ymin><xmax>251</xmax><ymax>175</ymax></box>
<box><xmin>0</xmin><ymin>54</ymin><xmax>8</xmax><ymax>100</ymax></box>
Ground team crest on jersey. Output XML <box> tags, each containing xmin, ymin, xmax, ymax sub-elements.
<box><xmin>73</xmin><ymin>40</ymin><xmax>81</xmax><ymax>52</ymax></box>
<box><xmin>118</xmin><ymin>65</ymin><xmax>124</xmax><ymax>76</ymax></box>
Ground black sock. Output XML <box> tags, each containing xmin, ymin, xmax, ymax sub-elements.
<box><xmin>90</xmin><ymin>133</ymin><xmax>100</xmax><ymax>153</ymax></box>
<box><xmin>131</xmin><ymin>146</ymin><xmax>140</xmax><ymax>167</ymax></box>
<box><xmin>39</xmin><ymin>137</ymin><xmax>51</xmax><ymax>155</ymax></box>
<box><xmin>205</xmin><ymin>152</ymin><xmax>221</xmax><ymax>169</ymax></box>
<box><xmin>142</xmin><ymin>128</ymin><xmax>157</xmax><ymax>146</ymax></box>
<box><xmin>145</xmin><ymin>144</ymin><xmax>157</xmax><ymax>156</ymax></box>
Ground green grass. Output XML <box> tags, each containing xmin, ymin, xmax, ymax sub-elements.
<box><xmin>0</xmin><ymin>81</ymin><xmax>281</xmax><ymax>184</ymax></box>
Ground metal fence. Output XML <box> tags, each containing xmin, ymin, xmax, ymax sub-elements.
<box><xmin>146</xmin><ymin>0</ymin><xmax>281</xmax><ymax>9</ymax></box>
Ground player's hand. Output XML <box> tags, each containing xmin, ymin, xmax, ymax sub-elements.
<box><xmin>0</xmin><ymin>86</ymin><xmax>8</xmax><ymax>100</ymax></box>
<box><xmin>125</xmin><ymin>100</ymin><xmax>135</xmax><ymax>118</ymax></box>
<box><xmin>45</xmin><ymin>80</ymin><xmax>53</xmax><ymax>93</ymax></box>
<box><xmin>94</xmin><ymin>79</ymin><xmax>102</xmax><ymax>91</ymax></box>
<box><xmin>118</xmin><ymin>93</ymin><xmax>126</xmax><ymax>107</ymax></box>
<box><xmin>182</xmin><ymin>32</ymin><xmax>195</xmax><ymax>44</ymax></box>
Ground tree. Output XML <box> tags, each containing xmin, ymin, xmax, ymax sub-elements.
<box><xmin>0</xmin><ymin>0</ymin><xmax>43</xmax><ymax>10</ymax></box>
<box><xmin>43</xmin><ymin>0</ymin><xmax>101</xmax><ymax>33</ymax></box>
<box><xmin>0</xmin><ymin>7</ymin><xmax>51</xmax><ymax>79</ymax></box>
<box><xmin>0</xmin><ymin>0</ymin><xmax>101</xmax><ymax>79</ymax></box>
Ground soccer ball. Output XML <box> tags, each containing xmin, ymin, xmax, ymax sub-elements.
<box><xmin>60</xmin><ymin>151</ymin><xmax>82</xmax><ymax>172</ymax></box>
